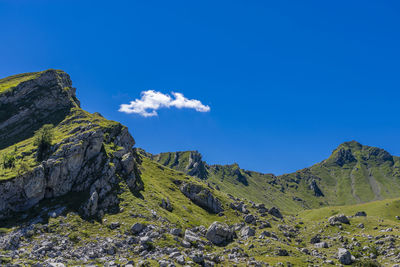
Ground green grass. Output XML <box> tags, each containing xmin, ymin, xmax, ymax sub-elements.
<box><xmin>0</xmin><ymin>69</ymin><xmax>67</xmax><ymax>95</ymax></box>
<box><xmin>0</xmin><ymin>72</ymin><xmax>40</xmax><ymax>94</ymax></box>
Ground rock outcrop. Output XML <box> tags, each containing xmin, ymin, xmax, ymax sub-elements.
<box><xmin>179</xmin><ymin>182</ymin><xmax>223</xmax><ymax>214</ymax></box>
<box><xmin>0</xmin><ymin>70</ymin><xmax>142</xmax><ymax>219</ymax></box>
<box><xmin>0</xmin><ymin>70</ymin><xmax>79</xmax><ymax>149</ymax></box>
<box><xmin>205</xmin><ymin>222</ymin><xmax>235</xmax><ymax>246</ymax></box>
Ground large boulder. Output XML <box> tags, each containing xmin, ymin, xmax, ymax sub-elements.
<box><xmin>328</xmin><ymin>214</ymin><xmax>350</xmax><ymax>225</ymax></box>
<box><xmin>338</xmin><ymin>248</ymin><xmax>352</xmax><ymax>265</ymax></box>
<box><xmin>354</xmin><ymin>211</ymin><xmax>367</xmax><ymax>217</ymax></box>
<box><xmin>268</xmin><ymin>207</ymin><xmax>283</xmax><ymax>219</ymax></box>
<box><xmin>205</xmin><ymin>222</ymin><xmax>235</xmax><ymax>246</ymax></box>
<box><xmin>180</xmin><ymin>182</ymin><xmax>223</xmax><ymax>213</ymax></box>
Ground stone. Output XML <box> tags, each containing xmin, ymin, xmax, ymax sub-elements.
<box><xmin>328</xmin><ymin>214</ymin><xmax>350</xmax><ymax>225</ymax></box>
<box><xmin>268</xmin><ymin>207</ymin><xmax>283</xmax><ymax>219</ymax></box>
<box><xmin>109</xmin><ymin>222</ymin><xmax>120</xmax><ymax>230</ymax></box>
<box><xmin>170</xmin><ymin>228</ymin><xmax>182</xmax><ymax>236</ymax></box>
<box><xmin>276</xmin><ymin>249</ymin><xmax>289</xmax><ymax>256</ymax></box>
<box><xmin>338</xmin><ymin>248</ymin><xmax>352</xmax><ymax>265</ymax></box>
<box><xmin>184</xmin><ymin>230</ymin><xmax>202</xmax><ymax>244</ymax></box>
<box><xmin>355</xmin><ymin>211</ymin><xmax>367</xmax><ymax>217</ymax></box>
<box><xmin>205</xmin><ymin>222</ymin><xmax>235</xmax><ymax>246</ymax></box>
<box><xmin>310</xmin><ymin>235</ymin><xmax>320</xmax><ymax>244</ymax></box>
<box><xmin>131</xmin><ymin>223</ymin><xmax>146</xmax><ymax>235</ymax></box>
<box><xmin>239</xmin><ymin>226</ymin><xmax>255</xmax><ymax>239</ymax></box>
<box><xmin>244</xmin><ymin>214</ymin><xmax>256</xmax><ymax>224</ymax></box>
<box><xmin>314</xmin><ymin>242</ymin><xmax>328</xmax><ymax>248</ymax></box>
<box><xmin>160</xmin><ymin>197</ymin><xmax>173</xmax><ymax>212</ymax></box>
<box><xmin>180</xmin><ymin>183</ymin><xmax>223</xmax><ymax>213</ymax></box>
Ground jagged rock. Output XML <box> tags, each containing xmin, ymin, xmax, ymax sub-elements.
<box><xmin>239</xmin><ymin>226</ymin><xmax>255</xmax><ymax>239</ymax></box>
<box><xmin>244</xmin><ymin>214</ymin><xmax>256</xmax><ymax>224</ymax></box>
<box><xmin>170</xmin><ymin>228</ymin><xmax>182</xmax><ymax>236</ymax></box>
<box><xmin>333</xmin><ymin>148</ymin><xmax>356</xmax><ymax>166</ymax></box>
<box><xmin>131</xmin><ymin>223</ymin><xmax>146</xmax><ymax>235</ymax></box>
<box><xmin>310</xmin><ymin>235</ymin><xmax>321</xmax><ymax>244</ymax></box>
<box><xmin>205</xmin><ymin>222</ymin><xmax>235</xmax><ymax>246</ymax></box>
<box><xmin>338</xmin><ymin>248</ymin><xmax>352</xmax><ymax>265</ymax></box>
<box><xmin>268</xmin><ymin>207</ymin><xmax>283</xmax><ymax>219</ymax></box>
<box><xmin>309</xmin><ymin>179</ymin><xmax>324</xmax><ymax>197</ymax></box>
<box><xmin>179</xmin><ymin>182</ymin><xmax>223</xmax><ymax>213</ymax></box>
<box><xmin>276</xmin><ymin>249</ymin><xmax>289</xmax><ymax>256</ymax></box>
<box><xmin>0</xmin><ymin>232</ymin><xmax>21</xmax><ymax>250</ymax></box>
<box><xmin>328</xmin><ymin>214</ymin><xmax>350</xmax><ymax>225</ymax></box>
<box><xmin>0</xmin><ymin>70</ymin><xmax>79</xmax><ymax>149</ymax></box>
<box><xmin>184</xmin><ymin>230</ymin><xmax>202</xmax><ymax>244</ymax></box>
<box><xmin>259</xmin><ymin>221</ymin><xmax>271</xmax><ymax>229</ymax></box>
<box><xmin>314</xmin><ymin>242</ymin><xmax>328</xmax><ymax>248</ymax></box>
<box><xmin>355</xmin><ymin>211</ymin><xmax>367</xmax><ymax>217</ymax></box>
<box><xmin>160</xmin><ymin>197</ymin><xmax>173</xmax><ymax>212</ymax></box>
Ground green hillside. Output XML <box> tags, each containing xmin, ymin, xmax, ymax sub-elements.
<box><xmin>151</xmin><ymin>141</ymin><xmax>400</xmax><ymax>211</ymax></box>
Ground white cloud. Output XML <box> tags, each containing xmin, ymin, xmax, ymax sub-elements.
<box><xmin>119</xmin><ymin>90</ymin><xmax>210</xmax><ymax>117</ymax></box>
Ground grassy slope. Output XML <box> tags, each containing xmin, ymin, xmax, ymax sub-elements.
<box><xmin>281</xmin><ymin>141</ymin><xmax>400</xmax><ymax>209</ymax></box>
<box><xmin>0</xmin><ymin>69</ymin><xmax>66</xmax><ymax>95</ymax></box>
<box><xmin>0</xmin><ymin>72</ymin><xmax>40</xmax><ymax>94</ymax></box>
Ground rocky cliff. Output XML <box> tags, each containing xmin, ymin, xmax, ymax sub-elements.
<box><xmin>0</xmin><ymin>70</ymin><xmax>142</xmax><ymax>220</ymax></box>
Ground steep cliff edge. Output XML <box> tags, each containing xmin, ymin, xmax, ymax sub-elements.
<box><xmin>0</xmin><ymin>70</ymin><xmax>142</xmax><ymax>220</ymax></box>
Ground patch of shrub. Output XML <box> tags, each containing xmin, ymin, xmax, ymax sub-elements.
<box><xmin>1</xmin><ymin>152</ymin><xmax>16</xmax><ymax>169</ymax></box>
<box><xmin>33</xmin><ymin>124</ymin><xmax>54</xmax><ymax>161</ymax></box>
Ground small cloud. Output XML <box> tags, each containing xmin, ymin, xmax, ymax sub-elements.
<box><xmin>119</xmin><ymin>90</ymin><xmax>210</xmax><ymax>117</ymax></box>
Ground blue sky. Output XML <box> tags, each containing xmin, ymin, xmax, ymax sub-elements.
<box><xmin>1</xmin><ymin>1</ymin><xmax>400</xmax><ymax>175</ymax></box>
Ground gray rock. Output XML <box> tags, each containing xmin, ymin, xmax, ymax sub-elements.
<box><xmin>205</xmin><ymin>222</ymin><xmax>235</xmax><ymax>246</ymax></box>
<box><xmin>170</xmin><ymin>228</ymin><xmax>182</xmax><ymax>236</ymax></box>
<box><xmin>109</xmin><ymin>222</ymin><xmax>120</xmax><ymax>230</ymax></box>
<box><xmin>131</xmin><ymin>223</ymin><xmax>146</xmax><ymax>235</ymax></box>
<box><xmin>355</xmin><ymin>211</ymin><xmax>367</xmax><ymax>217</ymax></box>
<box><xmin>310</xmin><ymin>235</ymin><xmax>321</xmax><ymax>244</ymax></box>
<box><xmin>184</xmin><ymin>230</ymin><xmax>201</xmax><ymax>244</ymax></box>
<box><xmin>328</xmin><ymin>214</ymin><xmax>350</xmax><ymax>225</ymax></box>
<box><xmin>338</xmin><ymin>248</ymin><xmax>352</xmax><ymax>265</ymax></box>
<box><xmin>268</xmin><ymin>207</ymin><xmax>283</xmax><ymax>219</ymax></box>
<box><xmin>244</xmin><ymin>214</ymin><xmax>256</xmax><ymax>224</ymax></box>
<box><xmin>276</xmin><ymin>249</ymin><xmax>289</xmax><ymax>256</ymax></box>
<box><xmin>314</xmin><ymin>242</ymin><xmax>328</xmax><ymax>248</ymax></box>
<box><xmin>239</xmin><ymin>226</ymin><xmax>255</xmax><ymax>239</ymax></box>
<box><xmin>160</xmin><ymin>197</ymin><xmax>173</xmax><ymax>212</ymax></box>
<box><xmin>180</xmin><ymin>183</ymin><xmax>223</xmax><ymax>213</ymax></box>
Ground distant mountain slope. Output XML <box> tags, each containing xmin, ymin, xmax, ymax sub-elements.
<box><xmin>280</xmin><ymin>141</ymin><xmax>400</xmax><ymax>207</ymax></box>
<box><xmin>149</xmin><ymin>141</ymin><xmax>400</xmax><ymax>210</ymax></box>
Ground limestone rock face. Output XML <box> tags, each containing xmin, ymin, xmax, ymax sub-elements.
<box><xmin>179</xmin><ymin>182</ymin><xmax>223</xmax><ymax>214</ymax></box>
<box><xmin>205</xmin><ymin>222</ymin><xmax>235</xmax><ymax>246</ymax></box>
<box><xmin>0</xmin><ymin>70</ymin><xmax>143</xmax><ymax>219</ymax></box>
<box><xmin>0</xmin><ymin>70</ymin><xmax>79</xmax><ymax>149</ymax></box>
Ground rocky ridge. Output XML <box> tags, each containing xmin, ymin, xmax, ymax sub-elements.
<box><xmin>0</xmin><ymin>70</ymin><xmax>143</xmax><ymax>220</ymax></box>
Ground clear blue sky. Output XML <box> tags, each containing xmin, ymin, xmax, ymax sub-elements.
<box><xmin>1</xmin><ymin>0</ymin><xmax>400</xmax><ymax>175</ymax></box>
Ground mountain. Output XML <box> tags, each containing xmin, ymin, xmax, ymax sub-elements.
<box><xmin>150</xmin><ymin>141</ymin><xmax>400</xmax><ymax>210</ymax></box>
<box><xmin>0</xmin><ymin>70</ymin><xmax>399</xmax><ymax>266</ymax></box>
<box><xmin>0</xmin><ymin>70</ymin><xmax>143</xmax><ymax>219</ymax></box>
